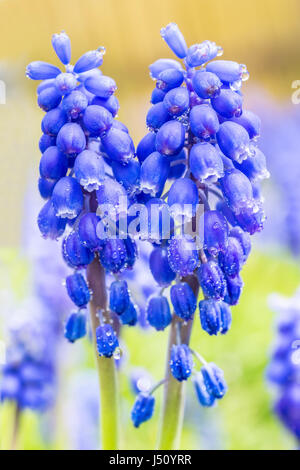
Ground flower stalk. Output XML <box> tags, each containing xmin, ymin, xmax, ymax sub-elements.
<box><xmin>87</xmin><ymin>257</ymin><xmax>119</xmax><ymax>450</ymax></box>
<box><xmin>10</xmin><ymin>404</ymin><xmax>20</xmax><ymax>451</ymax></box>
<box><xmin>157</xmin><ymin>275</ymin><xmax>199</xmax><ymax>450</ymax></box>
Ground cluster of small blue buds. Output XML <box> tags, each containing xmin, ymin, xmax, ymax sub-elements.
<box><xmin>193</xmin><ymin>362</ymin><xmax>227</xmax><ymax>407</ymax></box>
<box><xmin>199</xmin><ymin>299</ymin><xmax>232</xmax><ymax>336</ymax></box>
<box><xmin>129</xmin><ymin>23</ymin><xmax>268</xmax><ymax>425</ymax></box>
<box><xmin>168</xmin><ymin>345</ymin><xmax>228</xmax><ymax>407</ymax></box>
<box><xmin>266</xmin><ymin>291</ymin><xmax>300</xmax><ymax>442</ymax></box>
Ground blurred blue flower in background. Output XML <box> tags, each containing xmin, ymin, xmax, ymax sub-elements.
<box><xmin>1</xmin><ymin>296</ymin><xmax>59</xmax><ymax>411</ymax></box>
<box><xmin>64</xmin><ymin>370</ymin><xmax>99</xmax><ymax>450</ymax></box>
<box><xmin>266</xmin><ymin>289</ymin><xmax>300</xmax><ymax>444</ymax></box>
<box><xmin>0</xmin><ymin>188</ymin><xmax>71</xmax><ymax>412</ymax></box>
<box><xmin>254</xmin><ymin>97</ymin><xmax>300</xmax><ymax>256</ymax></box>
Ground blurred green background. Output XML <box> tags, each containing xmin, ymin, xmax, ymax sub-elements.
<box><xmin>0</xmin><ymin>0</ymin><xmax>299</xmax><ymax>450</ymax></box>
<box><xmin>0</xmin><ymin>250</ymin><xmax>299</xmax><ymax>450</ymax></box>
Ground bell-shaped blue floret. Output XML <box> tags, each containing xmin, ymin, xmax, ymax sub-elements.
<box><xmin>37</xmin><ymin>200</ymin><xmax>67</xmax><ymax>239</ymax></box>
<box><xmin>51</xmin><ymin>176</ymin><xmax>83</xmax><ymax>219</ymax></box>
<box><xmin>156</xmin><ymin>120</ymin><xmax>185</xmax><ymax>156</ymax></box>
<box><xmin>203</xmin><ymin>210</ymin><xmax>228</xmax><ymax>256</ymax></box>
<box><xmin>62</xmin><ymin>231</ymin><xmax>94</xmax><ymax>268</ymax></box>
<box><xmin>199</xmin><ymin>299</ymin><xmax>232</xmax><ymax>335</ymax></box>
<box><xmin>198</xmin><ymin>261</ymin><xmax>226</xmax><ymax>300</ymax></box>
<box><xmin>65</xmin><ymin>272</ymin><xmax>91</xmax><ymax>308</ymax></box>
<box><xmin>170</xmin><ymin>282</ymin><xmax>196</xmax><ymax>321</ymax></box>
<box><xmin>74</xmin><ymin>149</ymin><xmax>105</xmax><ymax>192</ymax></box>
<box><xmin>160</xmin><ymin>23</ymin><xmax>188</xmax><ymax>59</ymax></box>
<box><xmin>192</xmin><ymin>71</ymin><xmax>222</xmax><ymax>99</ymax></box>
<box><xmin>168</xmin><ymin>235</ymin><xmax>200</xmax><ymax>277</ymax></box>
<box><xmin>109</xmin><ymin>280</ymin><xmax>130</xmax><ymax>315</ymax></box>
<box><xmin>170</xmin><ymin>344</ymin><xmax>193</xmax><ymax>382</ymax></box>
<box><xmin>146</xmin><ymin>295</ymin><xmax>172</xmax><ymax>331</ymax></box>
<box><xmin>190</xmin><ymin>104</ymin><xmax>220</xmax><ymax>139</ymax></box>
<box><xmin>56</xmin><ymin>123</ymin><xmax>87</xmax><ymax>156</ymax></box>
<box><xmin>190</xmin><ymin>142</ymin><xmax>224</xmax><ymax>183</ymax></box>
<box><xmin>149</xmin><ymin>247</ymin><xmax>176</xmax><ymax>286</ymax></box>
<box><xmin>64</xmin><ymin>311</ymin><xmax>87</xmax><ymax>343</ymax></box>
<box><xmin>73</xmin><ymin>48</ymin><xmax>105</xmax><ymax>74</ymax></box>
<box><xmin>96</xmin><ymin>323</ymin><xmax>119</xmax><ymax>358</ymax></box>
<box><xmin>51</xmin><ymin>31</ymin><xmax>71</xmax><ymax>65</ymax></box>
<box><xmin>201</xmin><ymin>362</ymin><xmax>227</xmax><ymax>399</ymax></box>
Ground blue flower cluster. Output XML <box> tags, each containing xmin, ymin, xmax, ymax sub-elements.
<box><xmin>130</xmin><ymin>23</ymin><xmax>268</xmax><ymax>426</ymax></box>
<box><xmin>257</xmin><ymin>101</ymin><xmax>300</xmax><ymax>256</ymax></box>
<box><xmin>0</xmin><ymin>298</ymin><xmax>58</xmax><ymax>411</ymax></box>
<box><xmin>27</xmin><ymin>32</ymin><xmax>141</xmax><ymax>352</ymax></box>
<box><xmin>1</xmin><ymin>190</ymin><xmax>71</xmax><ymax>412</ymax></box>
<box><xmin>266</xmin><ymin>291</ymin><xmax>300</xmax><ymax>442</ymax></box>
<box><xmin>141</xmin><ymin>23</ymin><xmax>268</xmax><ymax>331</ymax></box>
<box><xmin>27</xmin><ymin>26</ymin><xmax>269</xmax><ymax>429</ymax></box>
<box><xmin>131</xmin><ymin>358</ymin><xmax>227</xmax><ymax>427</ymax></box>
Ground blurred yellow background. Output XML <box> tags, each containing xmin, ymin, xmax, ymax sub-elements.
<box><xmin>0</xmin><ymin>0</ymin><xmax>299</xmax><ymax>246</ymax></box>
<box><xmin>1</xmin><ymin>0</ymin><xmax>299</xmax><ymax>91</ymax></box>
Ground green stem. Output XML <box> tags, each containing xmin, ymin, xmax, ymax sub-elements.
<box><xmin>10</xmin><ymin>403</ymin><xmax>20</xmax><ymax>450</ymax></box>
<box><xmin>156</xmin><ymin>318</ymin><xmax>188</xmax><ymax>450</ymax></box>
<box><xmin>87</xmin><ymin>257</ymin><xmax>119</xmax><ymax>450</ymax></box>
<box><xmin>157</xmin><ymin>275</ymin><xmax>199</xmax><ymax>450</ymax></box>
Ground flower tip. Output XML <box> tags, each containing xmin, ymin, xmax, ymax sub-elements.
<box><xmin>160</xmin><ymin>22</ymin><xmax>176</xmax><ymax>38</ymax></box>
<box><xmin>160</xmin><ymin>23</ymin><xmax>187</xmax><ymax>59</ymax></box>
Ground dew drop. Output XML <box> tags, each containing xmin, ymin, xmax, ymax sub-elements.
<box><xmin>216</xmin><ymin>46</ymin><xmax>223</xmax><ymax>57</ymax></box>
<box><xmin>113</xmin><ymin>346</ymin><xmax>122</xmax><ymax>360</ymax></box>
<box><xmin>230</xmin><ymin>80</ymin><xmax>242</xmax><ymax>92</ymax></box>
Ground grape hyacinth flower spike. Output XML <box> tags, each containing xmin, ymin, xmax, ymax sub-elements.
<box><xmin>27</xmin><ymin>31</ymin><xmax>141</xmax><ymax>450</ymax></box>
<box><xmin>133</xmin><ymin>23</ymin><xmax>268</xmax><ymax>449</ymax></box>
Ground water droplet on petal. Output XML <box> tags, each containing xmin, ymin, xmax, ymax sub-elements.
<box><xmin>113</xmin><ymin>347</ymin><xmax>122</xmax><ymax>360</ymax></box>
